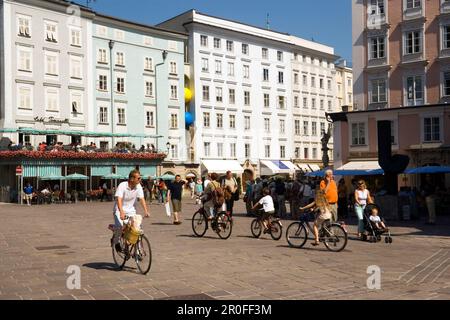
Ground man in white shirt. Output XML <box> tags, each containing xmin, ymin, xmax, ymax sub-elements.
<box><xmin>204</xmin><ymin>174</ymin><xmax>211</xmax><ymax>189</ymax></box>
<box><xmin>112</xmin><ymin>170</ymin><xmax>150</xmax><ymax>252</ymax></box>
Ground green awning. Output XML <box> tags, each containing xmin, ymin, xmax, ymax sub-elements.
<box><xmin>103</xmin><ymin>173</ymin><xmax>125</xmax><ymax>180</ymax></box>
<box><xmin>23</xmin><ymin>166</ymin><xmax>38</xmax><ymax>178</ymax></box>
<box><xmin>117</xmin><ymin>166</ymin><xmax>136</xmax><ymax>179</ymax></box>
<box><xmin>139</xmin><ymin>166</ymin><xmax>157</xmax><ymax>179</ymax></box>
<box><xmin>91</xmin><ymin>166</ymin><xmax>113</xmax><ymax>177</ymax></box>
<box><xmin>40</xmin><ymin>174</ymin><xmax>65</xmax><ymax>181</ymax></box>
<box><xmin>0</xmin><ymin>128</ymin><xmax>163</xmax><ymax>138</ymax></box>
<box><xmin>23</xmin><ymin>165</ymin><xmax>61</xmax><ymax>178</ymax></box>
<box><xmin>65</xmin><ymin>173</ymin><xmax>88</xmax><ymax>180</ymax></box>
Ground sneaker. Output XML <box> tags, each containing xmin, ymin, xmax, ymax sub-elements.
<box><xmin>115</xmin><ymin>243</ymin><xmax>123</xmax><ymax>253</ymax></box>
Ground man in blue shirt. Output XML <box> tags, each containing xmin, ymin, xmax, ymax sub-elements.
<box><xmin>23</xmin><ymin>183</ymin><xmax>34</xmax><ymax>206</ymax></box>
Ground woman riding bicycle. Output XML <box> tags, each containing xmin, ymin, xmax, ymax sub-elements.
<box><xmin>299</xmin><ymin>189</ymin><xmax>332</xmax><ymax>246</ymax></box>
<box><xmin>252</xmin><ymin>188</ymin><xmax>275</xmax><ymax>234</ymax></box>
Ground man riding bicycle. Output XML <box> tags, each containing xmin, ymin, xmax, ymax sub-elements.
<box><xmin>112</xmin><ymin>170</ymin><xmax>150</xmax><ymax>253</ymax></box>
<box><xmin>251</xmin><ymin>188</ymin><xmax>275</xmax><ymax>234</ymax></box>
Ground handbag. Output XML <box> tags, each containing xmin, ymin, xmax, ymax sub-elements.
<box><xmin>232</xmin><ymin>178</ymin><xmax>240</xmax><ymax>201</ymax></box>
<box><xmin>165</xmin><ymin>202</ymin><xmax>172</xmax><ymax>217</ymax></box>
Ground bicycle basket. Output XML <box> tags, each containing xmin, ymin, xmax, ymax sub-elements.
<box><xmin>123</xmin><ymin>225</ymin><xmax>142</xmax><ymax>245</ymax></box>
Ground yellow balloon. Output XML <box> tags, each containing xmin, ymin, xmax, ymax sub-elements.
<box><xmin>184</xmin><ymin>88</ymin><xmax>192</xmax><ymax>103</ymax></box>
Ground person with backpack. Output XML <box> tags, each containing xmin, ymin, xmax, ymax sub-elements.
<box><xmin>202</xmin><ymin>173</ymin><xmax>223</xmax><ymax>219</ymax></box>
<box><xmin>222</xmin><ymin>171</ymin><xmax>239</xmax><ymax>217</ymax></box>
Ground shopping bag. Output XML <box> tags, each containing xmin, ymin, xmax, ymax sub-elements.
<box><xmin>165</xmin><ymin>202</ymin><xmax>172</xmax><ymax>217</ymax></box>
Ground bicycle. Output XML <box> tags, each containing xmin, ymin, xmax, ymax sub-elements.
<box><xmin>286</xmin><ymin>210</ymin><xmax>348</xmax><ymax>252</ymax></box>
<box><xmin>109</xmin><ymin>216</ymin><xmax>152</xmax><ymax>275</ymax></box>
<box><xmin>191</xmin><ymin>206</ymin><xmax>233</xmax><ymax>240</ymax></box>
<box><xmin>250</xmin><ymin>209</ymin><xmax>283</xmax><ymax>241</ymax></box>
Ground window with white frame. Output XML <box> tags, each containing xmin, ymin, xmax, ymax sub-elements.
<box><xmin>229</xmin><ymin>89</ymin><xmax>235</xmax><ymax>104</ymax></box>
<box><xmin>215</xmin><ymin>60</ymin><xmax>222</xmax><ymax>75</ymax></box>
<box><xmin>328</xmin><ymin>80</ymin><xmax>332</xmax><ymax>90</ymax></box>
<box><xmin>304</xmin><ymin>148</ymin><xmax>309</xmax><ymax>159</ymax></box>
<box><xmin>144</xmin><ymin>57</ymin><xmax>153</xmax><ymax>71</ymax></box>
<box><xmin>99</xmin><ymin>107</ymin><xmax>108</xmax><ymax>124</ymax></box>
<box><xmin>320</xmin><ymin>122</ymin><xmax>326</xmax><ymax>135</ymax></box>
<box><xmin>45</xmin><ymin>88</ymin><xmax>59</xmax><ymax>112</ymax></box>
<box><xmin>243</xmin><ymin>65</ymin><xmax>250</xmax><ymax>79</ymax></box>
<box><xmin>70</xmin><ymin>57</ymin><xmax>82</xmax><ymax>79</ymax></box>
<box><xmin>262</xmin><ymin>48</ymin><xmax>268</xmax><ymax>59</ymax></box>
<box><xmin>96</xmin><ymin>25</ymin><xmax>107</xmax><ymax>37</ymax></box>
<box><xmin>17</xmin><ymin>85</ymin><xmax>32</xmax><ymax>110</ymax></box>
<box><xmin>320</xmin><ymin>100</ymin><xmax>324</xmax><ymax>110</ymax></box>
<box><xmin>444</xmin><ymin>25</ymin><xmax>450</xmax><ymax>49</ymax></box>
<box><xmin>264</xmin><ymin>118</ymin><xmax>270</xmax><ymax>133</ymax></box>
<box><xmin>371</xmin><ymin>79</ymin><xmax>387</xmax><ymax>103</ymax></box>
<box><xmin>295</xmin><ymin>120</ymin><xmax>301</xmax><ymax>135</ymax></box>
<box><xmin>170</xmin><ymin>85</ymin><xmax>178</xmax><ymax>100</ymax></box>
<box><xmin>294</xmin><ymin>96</ymin><xmax>299</xmax><ymax>107</ymax></box>
<box><xmin>170</xmin><ymin>61</ymin><xmax>177</xmax><ymax>74</ymax></box>
<box><xmin>406</xmin><ymin>0</ymin><xmax>421</xmax><ymax>9</ymax></box>
<box><xmin>116</xmin><ymin>52</ymin><xmax>124</xmax><ymax>66</ymax></box>
<box><xmin>406</xmin><ymin>75</ymin><xmax>424</xmax><ymax>106</ymax></box>
<box><xmin>171</xmin><ymin>144</ymin><xmax>178</xmax><ymax>159</ymax></box>
<box><xmin>244</xmin><ymin>91</ymin><xmax>250</xmax><ymax>105</ymax></box>
<box><xmin>280</xmin><ymin>146</ymin><xmax>286</xmax><ymax>158</ymax></box>
<box><xmin>226</xmin><ymin>40</ymin><xmax>233</xmax><ymax>52</ymax></box>
<box><xmin>244</xmin><ymin>116</ymin><xmax>251</xmax><ymax>130</ymax></box>
<box><xmin>227</xmin><ymin>62</ymin><xmax>234</xmax><ymax>76</ymax></box>
<box><xmin>405</xmin><ymin>30</ymin><xmax>422</xmax><ymax>54</ymax></box>
<box><xmin>45</xmin><ymin>53</ymin><xmax>58</xmax><ymax>76</ymax></box>
<box><xmin>230</xmin><ymin>143</ymin><xmax>236</xmax><ymax>158</ymax></box>
<box><xmin>200</xmin><ymin>35</ymin><xmax>208</xmax><ymax>47</ymax></box>
<box><xmin>303</xmin><ymin>75</ymin><xmax>308</xmax><ymax>86</ymax></box>
<box><xmin>320</xmin><ymin>78</ymin><xmax>324</xmax><ymax>89</ymax></box>
<box><xmin>98</xmin><ymin>74</ymin><xmax>107</xmax><ymax>91</ymax></box>
<box><xmin>214</xmin><ymin>38</ymin><xmax>221</xmax><ymax>49</ymax></box>
<box><xmin>229</xmin><ymin>114</ymin><xmax>236</xmax><ymax>129</ymax></box>
<box><xmin>18</xmin><ymin>47</ymin><xmax>32</xmax><ymax>72</ymax></box>
<box><xmin>201</xmin><ymin>58</ymin><xmax>209</xmax><ymax>72</ymax></box>
<box><xmin>278</xmin><ymin>96</ymin><xmax>285</xmax><ymax>109</ymax></box>
<box><xmin>303</xmin><ymin>97</ymin><xmax>308</xmax><ymax>108</ymax></box>
<box><xmin>116</xmin><ymin>77</ymin><xmax>125</xmax><ymax>93</ymax></box>
<box><xmin>98</xmin><ymin>49</ymin><xmax>107</xmax><ymax>63</ymax></box>
<box><xmin>328</xmin><ymin>101</ymin><xmax>333</xmax><ymax>111</ymax></box>
<box><xmin>312</xmin><ymin>148</ymin><xmax>317</xmax><ymax>159</ymax></box>
<box><xmin>303</xmin><ymin>121</ymin><xmax>309</xmax><ymax>136</ymax></box>
<box><xmin>203</xmin><ymin>85</ymin><xmax>210</xmax><ymax>101</ymax></box>
<box><xmin>216</xmin><ymin>87</ymin><xmax>223</xmax><ymax>102</ymax></box>
<box><xmin>216</xmin><ymin>113</ymin><xmax>223</xmax><ymax>128</ymax></box>
<box><xmin>204</xmin><ymin>142</ymin><xmax>211</xmax><ymax>157</ymax></box>
<box><xmin>70</xmin><ymin>28</ymin><xmax>81</xmax><ymax>47</ymax></box>
<box><xmin>265</xmin><ymin>145</ymin><xmax>271</xmax><ymax>158</ymax></box>
<box><xmin>71</xmin><ymin>91</ymin><xmax>82</xmax><ymax>114</ymax></box>
<box><xmin>278</xmin><ymin>71</ymin><xmax>284</xmax><ymax>84</ymax></box>
<box><xmin>114</xmin><ymin>30</ymin><xmax>125</xmax><ymax>41</ymax></box>
<box><xmin>370</xmin><ymin>0</ymin><xmax>385</xmax><ymax>15</ymax></box>
<box><xmin>170</xmin><ymin>113</ymin><xmax>178</xmax><ymax>128</ymax></box>
<box><xmin>263</xmin><ymin>68</ymin><xmax>269</xmax><ymax>81</ymax></box>
<box><xmin>264</xmin><ymin>93</ymin><xmax>270</xmax><ymax>107</ymax></box>
<box><xmin>444</xmin><ymin>71</ymin><xmax>450</xmax><ymax>96</ymax></box>
<box><xmin>217</xmin><ymin>143</ymin><xmax>223</xmax><ymax>158</ymax></box>
<box><xmin>45</xmin><ymin>22</ymin><xmax>57</xmax><ymax>42</ymax></box>
<box><xmin>245</xmin><ymin>144</ymin><xmax>251</xmax><ymax>158</ymax></box>
<box><xmin>117</xmin><ymin>108</ymin><xmax>126</xmax><ymax>125</ymax></box>
<box><xmin>351</xmin><ymin>122</ymin><xmax>366</xmax><ymax>145</ymax></box>
<box><xmin>423</xmin><ymin>117</ymin><xmax>441</xmax><ymax>142</ymax></box>
<box><xmin>145</xmin><ymin>81</ymin><xmax>153</xmax><ymax>97</ymax></box>
<box><xmin>242</xmin><ymin>43</ymin><xmax>249</xmax><ymax>55</ymax></box>
<box><xmin>294</xmin><ymin>73</ymin><xmax>299</xmax><ymax>84</ymax></box>
<box><xmin>312</xmin><ymin>122</ymin><xmax>317</xmax><ymax>136</ymax></box>
<box><xmin>295</xmin><ymin>147</ymin><xmax>300</xmax><ymax>158</ymax></box>
<box><xmin>146</xmin><ymin>111</ymin><xmax>154</xmax><ymax>127</ymax></box>
<box><xmin>280</xmin><ymin>119</ymin><xmax>285</xmax><ymax>134</ymax></box>
<box><xmin>203</xmin><ymin>113</ymin><xmax>210</xmax><ymax>128</ymax></box>
<box><xmin>277</xmin><ymin>51</ymin><xmax>283</xmax><ymax>62</ymax></box>
<box><xmin>311</xmin><ymin>76</ymin><xmax>316</xmax><ymax>87</ymax></box>
<box><xmin>17</xmin><ymin>15</ymin><xmax>31</xmax><ymax>37</ymax></box>
<box><xmin>370</xmin><ymin>36</ymin><xmax>385</xmax><ymax>59</ymax></box>
<box><xmin>312</xmin><ymin>98</ymin><xmax>316</xmax><ymax>109</ymax></box>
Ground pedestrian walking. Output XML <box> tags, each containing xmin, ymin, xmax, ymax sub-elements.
<box><xmin>189</xmin><ymin>178</ymin><xmax>196</xmax><ymax>199</ymax></box>
<box><xmin>23</xmin><ymin>182</ymin><xmax>33</xmax><ymax>206</ymax></box>
<box><xmin>244</xmin><ymin>177</ymin><xmax>255</xmax><ymax>216</ymax></box>
<box><xmin>290</xmin><ymin>177</ymin><xmax>304</xmax><ymax>220</ymax></box>
<box><xmin>222</xmin><ymin>171</ymin><xmax>239</xmax><ymax>217</ymax></box>
<box><xmin>338</xmin><ymin>178</ymin><xmax>348</xmax><ymax>219</ymax></box>
<box><xmin>167</xmin><ymin>175</ymin><xmax>185</xmax><ymax>225</ymax></box>
<box><xmin>275</xmin><ymin>178</ymin><xmax>287</xmax><ymax>219</ymax></box>
<box><xmin>354</xmin><ymin>180</ymin><xmax>373</xmax><ymax>239</ymax></box>
<box><xmin>148</xmin><ymin>177</ymin><xmax>155</xmax><ymax>203</ymax></box>
<box><xmin>421</xmin><ymin>175</ymin><xmax>437</xmax><ymax>225</ymax></box>
<box><xmin>320</xmin><ymin>169</ymin><xmax>338</xmax><ymax>222</ymax></box>
<box><xmin>195</xmin><ymin>178</ymin><xmax>204</xmax><ymax>204</ymax></box>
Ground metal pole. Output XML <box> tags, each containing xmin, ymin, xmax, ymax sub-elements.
<box><xmin>155</xmin><ymin>50</ymin><xmax>167</xmax><ymax>152</ymax></box>
<box><xmin>20</xmin><ymin>174</ymin><xmax>23</xmax><ymax>205</ymax></box>
<box><xmin>109</xmin><ymin>40</ymin><xmax>115</xmax><ymax>149</ymax></box>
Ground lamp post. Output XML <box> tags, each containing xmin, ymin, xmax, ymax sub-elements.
<box><xmin>166</xmin><ymin>142</ymin><xmax>171</xmax><ymax>158</ymax></box>
<box><xmin>155</xmin><ymin>50</ymin><xmax>168</xmax><ymax>152</ymax></box>
<box><xmin>109</xmin><ymin>40</ymin><xmax>115</xmax><ymax>148</ymax></box>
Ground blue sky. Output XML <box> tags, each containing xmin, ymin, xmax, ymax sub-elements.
<box><xmin>75</xmin><ymin>0</ymin><xmax>352</xmax><ymax>62</ymax></box>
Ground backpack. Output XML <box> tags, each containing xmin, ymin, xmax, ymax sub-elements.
<box><xmin>210</xmin><ymin>182</ymin><xmax>225</xmax><ymax>209</ymax></box>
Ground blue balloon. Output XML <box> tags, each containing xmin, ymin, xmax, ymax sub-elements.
<box><xmin>185</xmin><ymin>112</ymin><xmax>194</xmax><ymax>126</ymax></box>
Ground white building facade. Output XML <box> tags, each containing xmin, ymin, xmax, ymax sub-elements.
<box><xmin>0</xmin><ymin>0</ymin><xmax>93</xmax><ymax>145</ymax></box>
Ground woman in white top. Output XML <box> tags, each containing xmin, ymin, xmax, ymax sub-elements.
<box><xmin>354</xmin><ymin>180</ymin><xmax>373</xmax><ymax>239</ymax></box>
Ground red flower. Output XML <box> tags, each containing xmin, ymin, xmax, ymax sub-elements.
<box><xmin>0</xmin><ymin>151</ymin><xmax>167</xmax><ymax>160</ymax></box>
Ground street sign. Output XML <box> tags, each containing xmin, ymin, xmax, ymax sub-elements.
<box><xmin>16</xmin><ymin>166</ymin><xmax>23</xmax><ymax>176</ymax></box>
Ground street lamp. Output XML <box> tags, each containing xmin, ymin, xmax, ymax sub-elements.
<box><xmin>155</xmin><ymin>50</ymin><xmax>168</xmax><ymax>152</ymax></box>
<box><xmin>166</xmin><ymin>142</ymin><xmax>171</xmax><ymax>154</ymax></box>
<box><xmin>109</xmin><ymin>40</ymin><xmax>115</xmax><ymax>148</ymax></box>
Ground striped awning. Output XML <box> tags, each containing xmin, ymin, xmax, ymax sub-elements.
<box><xmin>91</xmin><ymin>166</ymin><xmax>113</xmax><ymax>177</ymax></box>
<box><xmin>23</xmin><ymin>165</ymin><xmax>61</xmax><ymax>178</ymax></box>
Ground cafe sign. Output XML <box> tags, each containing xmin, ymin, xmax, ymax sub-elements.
<box><xmin>34</xmin><ymin>116</ymin><xmax>70</xmax><ymax>124</ymax></box>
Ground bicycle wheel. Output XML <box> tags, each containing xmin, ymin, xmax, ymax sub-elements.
<box><xmin>134</xmin><ymin>235</ymin><xmax>152</xmax><ymax>275</ymax></box>
<box><xmin>112</xmin><ymin>236</ymin><xmax>127</xmax><ymax>269</ymax></box>
<box><xmin>286</xmin><ymin>222</ymin><xmax>308</xmax><ymax>248</ymax></box>
<box><xmin>250</xmin><ymin>219</ymin><xmax>262</xmax><ymax>238</ymax></box>
<box><xmin>216</xmin><ymin>213</ymin><xmax>233</xmax><ymax>240</ymax></box>
<box><xmin>270</xmin><ymin>221</ymin><xmax>283</xmax><ymax>241</ymax></box>
<box><xmin>322</xmin><ymin>224</ymin><xmax>348</xmax><ymax>252</ymax></box>
<box><xmin>192</xmin><ymin>210</ymin><xmax>208</xmax><ymax>237</ymax></box>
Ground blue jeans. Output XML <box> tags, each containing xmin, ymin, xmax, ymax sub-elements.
<box><xmin>354</xmin><ymin>204</ymin><xmax>366</xmax><ymax>234</ymax></box>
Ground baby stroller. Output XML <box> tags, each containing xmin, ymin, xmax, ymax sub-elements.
<box><xmin>362</xmin><ymin>204</ymin><xmax>393</xmax><ymax>244</ymax></box>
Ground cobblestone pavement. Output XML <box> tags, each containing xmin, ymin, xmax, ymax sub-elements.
<box><xmin>0</xmin><ymin>199</ymin><xmax>449</xmax><ymax>300</ymax></box>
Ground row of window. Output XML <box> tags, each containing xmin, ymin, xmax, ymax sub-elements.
<box><xmin>98</xmin><ymin>107</ymin><xmax>179</xmax><ymax>129</ymax></box>
<box><xmin>17</xmin><ymin>14</ymin><xmax>82</xmax><ymax>47</ymax></box>
<box><xmin>370</xmin><ymin>72</ymin><xmax>450</xmax><ymax>105</ymax></box>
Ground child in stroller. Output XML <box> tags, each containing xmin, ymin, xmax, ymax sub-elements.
<box><xmin>362</xmin><ymin>204</ymin><xmax>393</xmax><ymax>244</ymax></box>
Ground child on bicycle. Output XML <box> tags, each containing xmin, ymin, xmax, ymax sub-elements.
<box><xmin>299</xmin><ymin>189</ymin><xmax>332</xmax><ymax>246</ymax></box>
<box><xmin>252</xmin><ymin>188</ymin><xmax>275</xmax><ymax>233</ymax></box>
